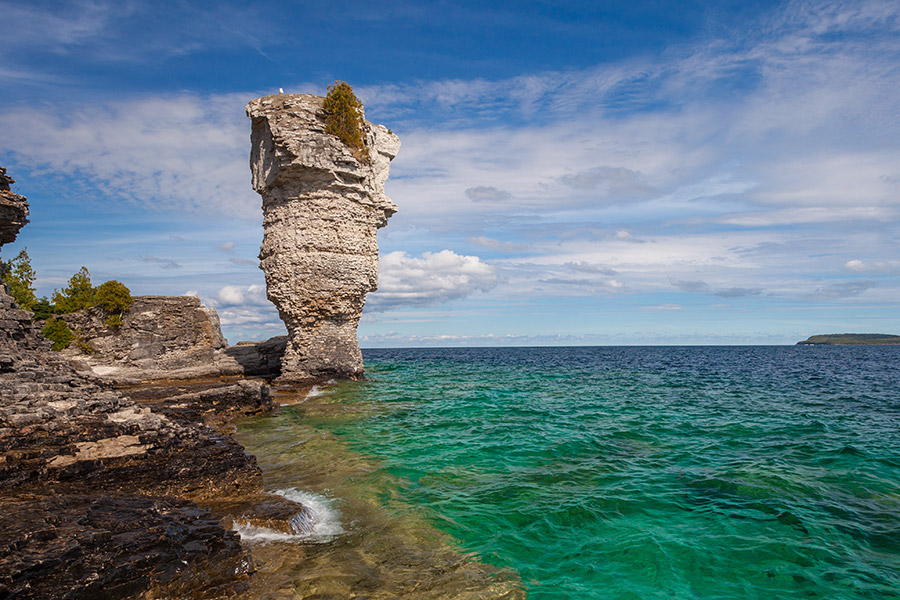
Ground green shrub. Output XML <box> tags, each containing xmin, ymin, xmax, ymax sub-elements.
<box><xmin>32</xmin><ymin>297</ymin><xmax>54</xmax><ymax>320</ymax></box>
<box><xmin>103</xmin><ymin>313</ymin><xmax>124</xmax><ymax>330</ymax></box>
<box><xmin>73</xmin><ymin>334</ymin><xmax>95</xmax><ymax>355</ymax></box>
<box><xmin>53</xmin><ymin>267</ymin><xmax>94</xmax><ymax>314</ymax></box>
<box><xmin>323</xmin><ymin>81</ymin><xmax>368</xmax><ymax>162</ymax></box>
<box><xmin>1</xmin><ymin>248</ymin><xmax>37</xmax><ymax>310</ymax></box>
<box><xmin>95</xmin><ymin>280</ymin><xmax>133</xmax><ymax>314</ymax></box>
<box><xmin>43</xmin><ymin>317</ymin><xmax>74</xmax><ymax>351</ymax></box>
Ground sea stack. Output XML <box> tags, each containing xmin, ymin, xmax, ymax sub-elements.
<box><xmin>246</xmin><ymin>93</ymin><xmax>399</xmax><ymax>382</ymax></box>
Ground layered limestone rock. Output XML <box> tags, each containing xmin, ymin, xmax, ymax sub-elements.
<box><xmin>246</xmin><ymin>93</ymin><xmax>399</xmax><ymax>382</ymax></box>
<box><xmin>59</xmin><ymin>295</ymin><xmax>289</xmax><ymax>381</ymax></box>
<box><xmin>0</xmin><ymin>166</ymin><xmax>28</xmax><ymax>247</ymax></box>
<box><xmin>61</xmin><ymin>295</ymin><xmax>237</xmax><ymax>381</ymax></box>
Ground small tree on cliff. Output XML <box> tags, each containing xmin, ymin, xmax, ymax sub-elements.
<box><xmin>1</xmin><ymin>248</ymin><xmax>37</xmax><ymax>310</ymax></box>
<box><xmin>53</xmin><ymin>266</ymin><xmax>94</xmax><ymax>313</ymax></box>
<box><xmin>323</xmin><ymin>81</ymin><xmax>368</xmax><ymax>162</ymax></box>
<box><xmin>94</xmin><ymin>279</ymin><xmax>133</xmax><ymax>329</ymax></box>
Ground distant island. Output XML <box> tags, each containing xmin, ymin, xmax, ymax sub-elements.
<box><xmin>797</xmin><ymin>334</ymin><xmax>900</xmax><ymax>345</ymax></box>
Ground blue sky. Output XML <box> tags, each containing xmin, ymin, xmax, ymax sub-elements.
<box><xmin>1</xmin><ymin>0</ymin><xmax>898</xmax><ymax>346</ymax></box>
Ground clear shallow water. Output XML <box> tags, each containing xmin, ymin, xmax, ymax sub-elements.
<box><xmin>326</xmin><ymin>346</ymin><xmax>900</xmax><ymax>600</ymax></box>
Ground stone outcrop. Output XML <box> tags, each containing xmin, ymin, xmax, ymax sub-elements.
<box><xmin>61</xmin><ymin>295</ymin><xmax>289</xmax><ymax>381</ymax></box>
<box><xmin>0</xmin><ymin>166</ymin><xmax>28</xmax><ymax>247</ymax></box>
<box><xmin>246</xmin><ymin>93</ymin><xmax>399</xmax><ymax>382</ymax></box>
<box><xmin>61</xmin><ymin>295</ymin><xmax>234</xmax><ymax>381</ymax></box>
<box><xmin>0</xmin><ymin>168</ymin><xmax>307</xmax><ymax>599</ymax></box>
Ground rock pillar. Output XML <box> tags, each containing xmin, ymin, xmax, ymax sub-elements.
<box><xmin>246</xmin><ymin>94</ymin><xmax>399</xmax><ymax>382</ymax></box>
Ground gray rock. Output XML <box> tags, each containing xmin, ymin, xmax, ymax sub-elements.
<box><xmin>246</xmin><ymin>93</ymin><xmax>399</xmax><ymax>382</ymax></box>
<box><xmin>0</xmin><ymin>166</ymin><xmax>28</xmax><ymax>247</ymax></box>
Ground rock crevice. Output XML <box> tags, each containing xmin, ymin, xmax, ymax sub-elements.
<box><xmin>246</xmin><ymin>93</ymin><xmax>399</xmax><ymax>382</ymax></box>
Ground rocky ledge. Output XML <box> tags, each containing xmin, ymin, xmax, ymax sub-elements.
<box><xmin>55</xmin><ymin>295</ymin><xmax>289</xmax><ymax>383</ymax></box>
<box><xmin>246</xmin><ymin>93</ymin><xmax>399</xmax><ymax>383</ymax></box>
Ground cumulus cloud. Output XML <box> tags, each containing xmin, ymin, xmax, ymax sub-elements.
<box><xmin>213</xmin><ymin>284</ymin><xmax>268</xmax><ymax>307</ymax></box>
<box><xmin>367</xmin><ymin>250</ymin><xmax>498</xmax><ymax>311</ymax></box>
<box><xmin>218</xmin><ymin>241</ymin><xmax>236</xmax><ymax>252</ymax></box>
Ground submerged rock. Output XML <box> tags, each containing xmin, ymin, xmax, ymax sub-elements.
<box><xmin>246</xmin><ymin>93</ymin><xmax>399</xmax><ymax>382</ymax></box>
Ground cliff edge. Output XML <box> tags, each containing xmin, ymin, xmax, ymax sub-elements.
<box><xmin>246</xmin><ymin>93</ymin><xmax>399</xmax><ymax>382</ymax></box>
<box><xmin>0</xmin><ymin>166</ymin><xmax>28</xmax><ymax>247</ymax></box>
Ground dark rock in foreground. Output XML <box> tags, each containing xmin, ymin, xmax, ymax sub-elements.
<box><xmin>0</xmin><ymin>494</ymin><xmax>253</xmax><ymax>599</ymax></box>
<box><xmin>797</xmin><ymin>333</ymin><xmax>900</xmax><ymax>345</ymax></box>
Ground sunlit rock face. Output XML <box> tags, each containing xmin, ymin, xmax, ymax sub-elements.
<box><xmin>0</xmin><ymin>166</ymin><xmax>29</xmax><ymax>247</ymax></box>
<box><xmin>246</xmin><ymin>94</ymin><xmax>399</xmax><ymax>382</ymax></box>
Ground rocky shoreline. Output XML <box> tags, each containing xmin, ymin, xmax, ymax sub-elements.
<box><xmin>1</xmin><ymin>166</ymin><xmax>315</xmax><ymax>599</ymax></box>
<box><xmin>1</xmin><ymin>91</ymin><xmax>408</xmax><ymax>598</ymax></box>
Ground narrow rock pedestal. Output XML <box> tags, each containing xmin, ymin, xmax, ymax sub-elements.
<box><xmin>246</xmin><ymin>93</ymin><xmax>399</xmax><ymax>382</ymax></box>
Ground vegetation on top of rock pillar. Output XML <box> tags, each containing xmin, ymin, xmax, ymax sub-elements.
<box><xmin>1</xmin><ymin>248</ymin><xmax>37</xmax><ymax>310</ymax></box>
<box><xmin>323</xmin><ymin>81</ymin><xmax>369</xmax><ymax>163</ymax></box>
<box><xmin>53</xmin><ymin>266</ymin><xmax>94</xmax><ymax>313</ymax></box>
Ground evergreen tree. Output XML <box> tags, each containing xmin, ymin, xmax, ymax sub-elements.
<box><xmin>1</xmin><ymin>248</ymin><xmax>37</xmax><ymax>310</ymax></box>
<box><xmin>53</xmin><ymin>266</ymin><xmax>94</xmax><ymax>313</ymax></box>
<box><xmin>323</xmin><ymin>81</ymin><xmax>368</xmax><ymax>162</ymax></box>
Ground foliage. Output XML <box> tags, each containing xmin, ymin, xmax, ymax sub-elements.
<box><xmin>799</xmin><ymin>333</ymin><xmax>900</xmax><ymax>345</ymax></box>
<box><xmin>53</xmin><ymin>267</ymin><xmax>94</xmax><ymax>314</ymax></box>
<box><xmin>323</xmin><ymin>81</ymin><xmax>368</xmax><ymax>162</ymax></box>
<box><xmin>94</xmin><ymin>280</ymin><xmax>133</xmax><ymax>315</ymax></box>
<box><xmin>103</xmin><ymin>313</ymin><xmax>124</xmax><ymax>330</ymax></box>
<box><xmin>32</xmin><ymin>297</ymin><xmax>54</xmax><ymax>320</ymax></box>
<box><xmin>73</xmin><ymin>334</ymin><xmax>95</xmax><ymax>355</ymax></box>
<box><xmin>1</xmin><ymin>248</ymin><xmax>37</xmax><ymax>310</ymax></box>
<box><xmin>43</xmin><ymin>317</ymin><xmax>73</xmax><ymax>351</ymax></box>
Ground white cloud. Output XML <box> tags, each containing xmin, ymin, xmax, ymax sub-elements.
<box><xmin>367</xmin><ymin>250</ymin><xmax>498</xmax><ymax>311</ymax></box>
<box><xmin>843</xmin><ymin>259</ymin><xmax>900</xmax><ymax>274</ymax></box>
<box><xmin>213</xmin><ymin>284</ymin><xmax>268</xmax><ymax>307</ymax></box>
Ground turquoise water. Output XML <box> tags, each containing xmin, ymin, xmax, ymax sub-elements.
<box><xmin>311</xmin><ymin>347</ymin><xmax>900</xmax><ymax>598</ymax></box>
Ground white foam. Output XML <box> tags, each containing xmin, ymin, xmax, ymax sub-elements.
<box><xmin>304</xmin><ymin>385</ymin><xmax>328</xmax><ymax>399</ymax></box>
<box><xmin>234</xmin><ymin>488</ymin><xmax>344</xmax><ymax>545</ymax></box>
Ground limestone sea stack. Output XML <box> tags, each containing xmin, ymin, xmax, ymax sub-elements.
<box><xmin>246</xmin><ymin>93</ymin><xmax>399</xmax><ymax>382</ymax></box>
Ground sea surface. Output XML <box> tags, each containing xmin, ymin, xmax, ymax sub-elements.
<box><xmin>235</xmin><ymin>346</ymin><xmax>900</xmax><ymax>599</ymax></box>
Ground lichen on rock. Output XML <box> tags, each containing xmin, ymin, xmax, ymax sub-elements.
<box><xmin>246</xmin><ymin>93</ymin><xmax>399</xmax><ymax>382</ymax></box>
